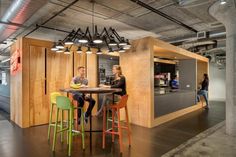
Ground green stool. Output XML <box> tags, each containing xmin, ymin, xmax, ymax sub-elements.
<box><xmin>52</xmin><ymin>96</ymin><xmax>85</xmax><ymax>156</ymax></box>
<box><xmin>48</xmin><ymin>92</ymin><xmax>64</xmax><ymax>142</ymax></box>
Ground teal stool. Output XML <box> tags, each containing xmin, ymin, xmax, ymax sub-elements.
<box><xmin>52</xmin><ymin>96</ymin><xmax>85</xmax><ymax>156</ymax></box>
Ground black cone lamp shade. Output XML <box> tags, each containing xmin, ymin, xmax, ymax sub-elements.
<box><xmin>123</xmin><ymin>39</ymin><xmax>131</xmax><ymax>49</ymax></box>
<box><xmin>86</xmin><ymin>47</ymin><xmax>92</xmax><ymax>54</ymax></box>
<box><xmin>96</xmin><ymin>48</ymin><xmax>102</xmax><ymax>54</ymax></box>
<box><xmin>56</xmin><ymin>49</ymin><xmax>63</xmax><ymax>53</ymax></box>
<box><xmin>93</xmin><ymin>35</ymin><xmax>103</xmax><ymax>44</ymax></box>
<box><xmin>108</xmin><ymin>38</ymin><xmax>117</xmax><ymax>46</ymax></box>
<box><xmin>65</xmin><ymin>38</ymin><xmax>74</xmax><ymax>45</ymax></box>
<box><xmin>118</xmin><ymin>47</ymin><xmax>125</xmax><ymax>53</ymax></box>
<box><xmin>51</xmin><ymin>42</ymin><xmax>58</xmax><ymax>51</ymax></box>
<box><xmin>76</xmin><ymin>46</ymin><xmax>83</xmax><ymax>53</ymax></box>
<box><xmin>56</xmin><ymin>40</ymin><xmax>64</xmax><ymax>49</ymax></box>
<box><xmin>78</xmin><ymin>36</ymin><xmax>88</xmax><ymax>43</ymax></box>
<box><xmin>108</xmin><ymin>47</ymin><xmax>114</xmax><ymax>53</ymax></box>
<box><xmin>118</xmin><ymin>37</ymin><xmax>127</xmax><ymax>46</ymax></box>
<box><xmin>64</xmin><ymin>47</ymin><xmax>70</xmax><ymax>54</ymax></box>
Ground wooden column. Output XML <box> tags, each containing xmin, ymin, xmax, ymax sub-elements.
<box><xmin>86</xmin><ymin>52</ymin><xmax>98</xmax><ymax>115</ymax></box>
<box><xmin>120</xmin><ymin>37</ymin><xmax>154</xmax><ymax>128</ymax></box>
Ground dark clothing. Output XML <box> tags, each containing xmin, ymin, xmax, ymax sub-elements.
<box><xmin>73</xmin><ymin>94</ymin><xmax>95</xmax><ymax>118</ymax></box>
<box><xmin>72</xmin><ymin>76</ymin><xmax>88</xmax><ymax>85</ymax></box>
<box><xmin>197</xmin><ymin>90</ymin><xmax>209</xmax><ymax>107</ymax></box>
<box><xmin>169</xmin><ymin>79</ymin><xmax>179</xmax><ymax>89</ymax></box>
<box><xmin>201</xmin><ymin>79</ymin><xmax>209</xmax><ymax>91</ymax></box>
<box><xmin>72</xmin><ymin>76</ymin><xmax>88</xmax><ymax>96</ymax></box>
<box><xmin>111</xmin><ymin>75</ymin><xmax>127</xmax><ymax>96</ymax></box>
<box><xmin>72</xmin><ymin>76</ymin><xmax>95</xmax><ymax>119</ymax></box>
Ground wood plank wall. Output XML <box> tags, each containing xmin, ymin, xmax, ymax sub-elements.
<box><xmin>10</xmin><ymin>38</ymin><xmax>24</xmax><ymax>127</ymax></box>
<box><xmin>10</xmin><ymin>37</ymin><xmax>97</xmax><ymax>128</ymax></box>
<box><xmin>120</xmin><ymin>37</ymin><xmax>154</xmax><ymax>128</ymax></box>
<box><xmin>197</xmin><ymin>61</ymin><xmax>209</xmax><ymax>86</ymax></box>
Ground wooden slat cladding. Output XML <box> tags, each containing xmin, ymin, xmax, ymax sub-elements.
<box><xmin>29</xmin><ymin>46</ymin><xmax>47</xmax><ymax>126</ymax></box>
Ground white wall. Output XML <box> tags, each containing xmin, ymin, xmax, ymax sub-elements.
<box><xmin>209</xmin><ymin>63</ymin><xmax>226</xmax><ymax>101</ymax></box>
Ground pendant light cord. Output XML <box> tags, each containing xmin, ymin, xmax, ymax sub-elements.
<box><xmin>92</xmin><ymin>1</ymin><xmax>95</xmax><ymax>36</ymax></box>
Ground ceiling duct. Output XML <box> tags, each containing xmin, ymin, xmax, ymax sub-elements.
<box><xmin>176</xmin><ymin>0</ymin><xmax>210</xmax><ymax>8</ymax></box>
<box><xmin>169</xmin><ymin>31</ymin><xmax>226</xmax><ymax>45</ymax></box>
<box><xmin>0</xmin><ymin>0</ymin><xmax>48</xmax><ymax>43</ymax></box>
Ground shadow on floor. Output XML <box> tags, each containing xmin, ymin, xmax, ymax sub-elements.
<box><xmin>0</xmin><ymin>109</ymin><xmax>9</xmax><ymax>121</ymax></box>
<box><xmin>0</xmin><ymin>101</ymin><xmax>225</xmax><ymax>157</ymax></box>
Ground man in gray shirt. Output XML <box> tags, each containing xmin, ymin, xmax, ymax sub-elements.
<box><xmin>71</xmin><ymin>66</ymin><xmax>95</xmax><ymax>124</ymax></box>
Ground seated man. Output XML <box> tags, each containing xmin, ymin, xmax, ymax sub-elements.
<box><xmin>71</xmin><ymin>66</ymin><xmax>95</xmax><ymax>124</ymax></box>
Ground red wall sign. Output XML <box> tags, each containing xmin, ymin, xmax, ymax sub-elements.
<box><xmin>10</xmin><ymin>49</ymin><xmax>21</xmax><ymax>75</ymax></box>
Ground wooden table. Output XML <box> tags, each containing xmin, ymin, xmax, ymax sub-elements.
<box><xmin>60</xmin><ymin>87</ymin><xmax>121</xmax><ymax>150</ymax></box>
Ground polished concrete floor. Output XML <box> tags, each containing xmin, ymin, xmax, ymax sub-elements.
<box><xmin>163</xmin><ymin>121</ymin><xmax>236</xmax><ymax>157</ymax></box>
<box><xmin>0</xmin><ymin>110</ymin><xmax>9</xmax><ymax>121</ymax></box>
<box><xmin>0</xmin><ymin>101</ymin><xmax>225</xmax><ymax>157</ymax></box>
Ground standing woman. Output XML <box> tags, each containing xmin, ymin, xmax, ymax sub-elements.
<box><xmin>197</xmin><ymin>73</ymin><xmax>209</xmax><ymax>109</ymax></box>
<box><xmin>97</xmin><ymin>65</ymin><xmax>126</xmax><ymax>115</ymax></box>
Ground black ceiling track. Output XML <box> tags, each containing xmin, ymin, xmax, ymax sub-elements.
<box><xmin>130</xmin><ymin>0</ymin><xmax>198</xmax><ymax>33</ymax></box>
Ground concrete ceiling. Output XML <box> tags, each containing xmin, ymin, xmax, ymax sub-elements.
<box><xmin>0</xmin><ymin>0</ymin><xmax>226</xmax><ymax>59</ymax></box>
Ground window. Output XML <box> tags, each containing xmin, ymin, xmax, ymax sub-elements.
<box><xmin>2</xmin><ymin>72</ymin><xmax>7</xmax><ymax>85</ymax></box>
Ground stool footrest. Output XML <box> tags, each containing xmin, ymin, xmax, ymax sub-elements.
<box><xmin>105</xmin><ymin>130</ymin><xmax>119</xmax><ymax>135</ymax></box>
<box><xmin>57</xmin><ymin>127</ymin><xmax>69</xmax><ymax>133</ymax></box>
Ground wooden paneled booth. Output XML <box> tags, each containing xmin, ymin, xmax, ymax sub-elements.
<box><xmin>10</xmin><ymin>38</ymin><xmax>97</xmax><ymax>128</ymax></box>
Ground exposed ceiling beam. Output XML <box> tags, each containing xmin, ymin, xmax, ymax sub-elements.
<box><xmin>130</xmin><ymin>0</ymin><xmax>198</xmax><ymax>33</ymax></box>
<box><xmin>36</xmin><ymin>24</ymin><xmax>71</xmax><ymax>33</ymax></box>
<box><xmin>0</xmin><ymin>21</ymin><xmax>26</xmax><ymax>28</ymax></box>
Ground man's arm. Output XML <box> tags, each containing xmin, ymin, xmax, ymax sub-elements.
<box><xmin>84</xmin><ymin>78</ymin><xmax>88</xmax><ymax>86</ymax></box>
<box><xmin>71</xmin><ymin>77</ymin><xmax>76</xmax><ymax>84</ymax></box>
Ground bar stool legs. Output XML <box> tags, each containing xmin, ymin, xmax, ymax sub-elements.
<box><xmin>117</xmin><ymin>110</ymin><xmax>123</xmax><ymax>153</ymax></box>
<box><xmin>102</xmin><ymin>95</ymin><xmax>131</xmax><ymax>153</ymax></box>
<box><xmin>112</xmin><ymin>109</ymin><xmax>115</xmax><ymax>143</ymax></box>
<box><xmin>102</xmin><ymin>107</ymin><xmax>106</xmax><ymax>149</ymax></box>
<box><xmin>52</xmin><ymin>108</ymin><xmax>59</xmax><ymax>152</ymax></box>
<box><xmin>125</xmin><ymin>106</ymin><xmax>131</xmax><ymax>146</ymax></box>
<box><xmin>48</xmin><ymin>92</ymin><xmax>63</xmax><ymax>141</ymax></box>
<box><xmin>80</xmin><ymin>107</ymin><xmax>85</xmax><ymax>150</ymax></box>
<box><xmin>52</xmin><ymin>96</ymin><xmax>85</xmax><ymax>156</ymax></box>
<box><xmin>48</xmin><ymin>103</ymin><xmax>64</xmax><ymax>142</ymax></box>
<box><xmin>47</xmin><ymin>102</ymin><xmax>54</xmax><ymax>140</ymax></box>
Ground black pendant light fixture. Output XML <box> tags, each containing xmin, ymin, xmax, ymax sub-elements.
<box><xmin>118</xmin><ymin>47</ymin><xmax>125</xmax><ymax>53</ymax></box>
<box><xmin>56</xmin><ymin>40</ymin><xmax>64</xmax><ymax>49</ymax></box>
<box><xmin>76</xmin><ymin>46</ymin><xmax>82</xmax><ymax>53</ymax></box>
<box><xmin>51</xmin><ymin>42</ymin><xmax>58</xmax><ymax>51</ymax></box>
<box><xmin>96</xmin><ymin>47</ymin><xmax>102</xmax><ymax>54</ymax></box>
<box><xmin>64</xmin><ymin>47</ymin><xmax>70</xmax><ymax>54</ymax></box>
<box><xmin>86</xmin><ymin>47</ymin><xmax>92</xmax><ymax>54</ymax></box>
<box><xmin>51</xmin><ymin>0</ymin><xmax>131</xmax><ymax>54</ymax></box>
